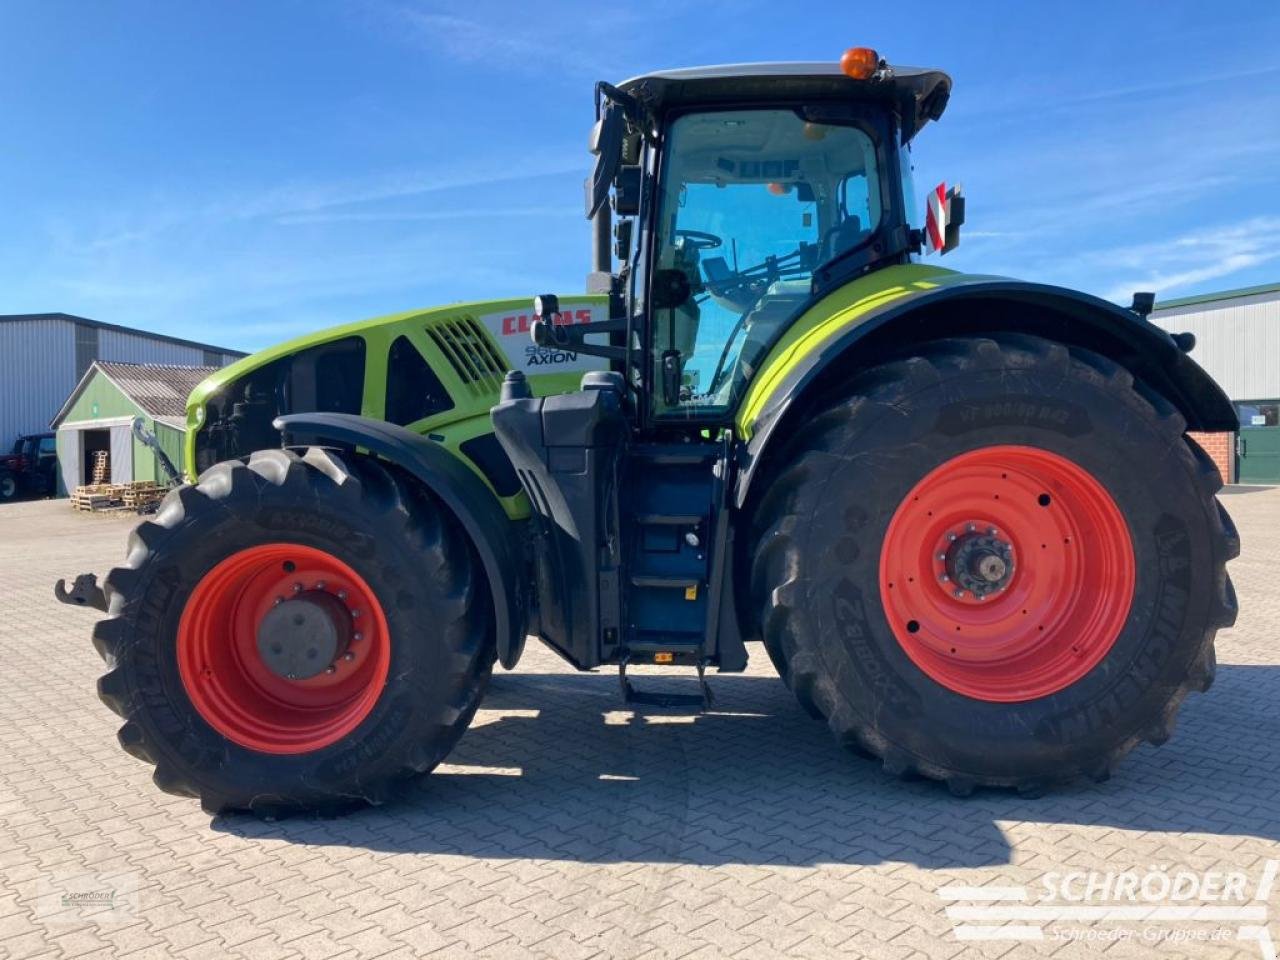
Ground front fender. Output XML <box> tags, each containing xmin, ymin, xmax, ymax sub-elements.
<box><xmin>735</xmin><ymin>275</ymin><xmax>1237</xmax><ymax>508</ymax></box>
<box><xmin>275</xmin><ymin>412</ymin><xmax>527</xmax><ymax>669</ymax></box>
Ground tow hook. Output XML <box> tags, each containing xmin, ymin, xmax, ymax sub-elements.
<box><xmin>55</xmin><ymin>573</ymin><xmax>108</xmax><ymax>612</ymax></box>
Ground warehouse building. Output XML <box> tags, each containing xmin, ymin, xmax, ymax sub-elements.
<box><xmin>50</xmin><ymin>361</ymin><xmax>219</xmax><ymax>495</ymax></box>
<box><xmin>1151</xmin><ymin>281</ymin><xmax>1280</xmax><ymax>484</ymax></box>
<box><xmin>0</xmin><ymin>312</ymin><xmax>244</xmax><ymax>460</ymax></box>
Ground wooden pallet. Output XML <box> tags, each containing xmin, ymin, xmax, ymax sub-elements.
<box><xmin>71</xmin><ymin>483</ymin><xmax>126</xmax><ymax>513</ymax></box>
<box><xmin>121</xmin><ymin>482</ymin><xmax>164</xmax><ymax>509</ymax></box>
<box><xmin>90</xmin><ymin>450</ymin><xmax>110</xmax><ymax>485</ymax></box>
<box><xmin>73</xmin><ymin>481</ymin><xmax>167</xmax><ymax>514</ymax></box>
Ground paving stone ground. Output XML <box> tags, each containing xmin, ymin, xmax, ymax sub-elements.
<box><xmin>1</xmin><ymin>487</ymin><xmax>1278</xmax><ymax>960</ymax></box>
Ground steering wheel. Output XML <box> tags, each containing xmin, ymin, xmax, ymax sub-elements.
<box><xmin>675</xmin><ymin>229</ymin><xmax>722</xmax><ymax>251</ymax></box>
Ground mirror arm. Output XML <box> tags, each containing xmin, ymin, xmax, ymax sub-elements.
<box><xmin>595</xmin><ymin>81</ymin><xmax>643</xmax><ymax>128</ymax></box>
<box><xmin>531</xmin><ymin>316</ymin><xmax>628</xmax><ymax>362</ymax></box>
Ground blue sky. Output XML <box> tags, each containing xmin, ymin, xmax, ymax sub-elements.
<box><xmin>2</xmin><ymin>1</ymin><xmax>1278</xmax><ymax>353</ymax></box>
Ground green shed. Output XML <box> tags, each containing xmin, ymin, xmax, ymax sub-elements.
<box><xmin>50</xmin><ymin>361</ymin><xmax>216</xmax><ymax>495</ymax></box>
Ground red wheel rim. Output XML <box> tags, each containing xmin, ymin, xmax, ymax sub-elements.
<box><xmin>879</xmin><ymin>445</ymin><xmax>1135</xmax><ymax>702</ymax></box>
<box><xmin>177</xmin><ymin>544</ymin><xmax>391</xmax><ymax>754</ymax></box>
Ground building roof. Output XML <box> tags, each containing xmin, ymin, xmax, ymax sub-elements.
<box><xmin>1154</xmin><ymin>281</ymin><xmax>1280</xmax><ymax>311</ymax></box>
<box><xmin>52</xmin><ymin>361</ymin><xmax>219</xmax><ymax>431</ymax></box>
<box><xmin>0</xmin><ymin>312</ymin><xmax>246</xmax><ymax>358</ymax></box>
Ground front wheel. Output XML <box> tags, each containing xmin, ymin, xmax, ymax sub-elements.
<box><xmin>751</xmin><ymin>334</ymin><xmax>1238</xmax><ymax>794</ymax></box>
<box><xmin>0</xmin><ymin>469</ymin><xmax>18</xmax><ymax>502</ymax></box>
<box><xmin>92</xmin><ymin>448</ymin><xmax>494</xmax><ymax>816</ymax></box>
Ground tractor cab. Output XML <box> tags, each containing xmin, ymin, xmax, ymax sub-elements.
<box><xmin>532</xmin><ymin>55</ymin><xmax>950</xmax><ymax>424</ymax></box>
<box><xmin>492</xmin><ymin>54</ymin><xmax>953</xmax><ymax>698</ymax></box>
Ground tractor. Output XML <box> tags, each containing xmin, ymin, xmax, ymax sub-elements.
<box><xmin>1</xmin><ymin>432</ymin><xmax>57</xmax><ymax>502</ymax></box>
<box><xmin>74</xmin><ymin>50</ymin><xmax>1239</xmax><ymax>815</ymax></box>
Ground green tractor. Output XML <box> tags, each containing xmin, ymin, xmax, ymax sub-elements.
<box><xmin>78</xmin><ymin>50</ymin><xmax>1239</xmax><ymax>814</ymax></box>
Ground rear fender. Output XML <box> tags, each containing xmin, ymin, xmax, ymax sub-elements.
<box><xmin>735</xmin><ymin>278</ymin><xmax>1237</xmax><ymax>508</ymax></box>
<box><xmin>275</xmin><ymin>412</ymin><xmax>527</xmax><ymax>668</ymax></box>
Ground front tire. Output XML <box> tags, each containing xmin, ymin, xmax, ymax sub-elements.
<box><xmin>750</xmin><ymin>335</ymin><xmax>1238</xmax><ymax>794</ymax></box>
<box><xmin>92</xmin><ymin>447</ymin><xmax>494</xmax><ymax>816</ymax></box>
<box><xmin>0</xmin><ymin>469</ymin><xmax>18</xmax><ymax>502</ymax></box>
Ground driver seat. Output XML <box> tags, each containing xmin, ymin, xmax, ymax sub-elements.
<box><xmin>820</xmin><ymin>215</ymin><xmax>863</xmax><ymax>263</ymax></box>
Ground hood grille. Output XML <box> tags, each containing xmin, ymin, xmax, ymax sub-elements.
<box><xmin>425</xmin><ymin>315</ymin><xmax>506</xmax><ymax>391</ymax></box>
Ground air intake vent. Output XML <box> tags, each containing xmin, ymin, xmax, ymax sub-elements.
<box><xmin>425</xmin><ymin>315</ymin><xmax>507</xmax><ymax>391</ymax></box>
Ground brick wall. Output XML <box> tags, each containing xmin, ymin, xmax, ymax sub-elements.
<box><xmin>1188</xmin><ymin>431</ymin><xmax>1235</xmax><ymax>484</ymax></box>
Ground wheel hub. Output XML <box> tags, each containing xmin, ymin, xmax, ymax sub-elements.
<box><xmin>257</xmin><ymin>590</ymin><xmax>353</xmax><ymax>680</ymax></box>
<box><xmin>944</xmin><ymin>529</ymin><xmax>1015</xmax><ymax>600</ymax></box>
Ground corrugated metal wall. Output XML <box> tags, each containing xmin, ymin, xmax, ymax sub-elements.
<box><xmin>0</xmin><ymin>318</ymin><xmax>76</xmax><ymax>452</ymax></box>
<box><xmin>1152</xmin><ymin>290</ymin><xmax>1280</xmax><ymax>401</ymax></box>
<box><xmin>99</xmin><ymin>328</ymin><xmax>207</xmax><ymax>366</ymax></box>
<box><xmin>2</xmin><ymin>316</ymin><xmax>242</xmax><ymax>471</ymax></box>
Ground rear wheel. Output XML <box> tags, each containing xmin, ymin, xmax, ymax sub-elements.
<box><xmin>93</xmin><ymin>447</ymin><xmax>494</xmax><ymax>816</ymax></box>
<box><xmin>750</xmin><ymin>334</ymin><xmax>1238</xmax><ymax>793</ymax></box>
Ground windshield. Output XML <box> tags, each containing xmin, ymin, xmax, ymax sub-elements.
<box><xmin>651</xmin><ymin>108</ymin><xmax>882</xmax><ymax>417</ymax></box>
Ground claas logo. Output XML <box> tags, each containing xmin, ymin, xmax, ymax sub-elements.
<box><xmin>501</xmin><ymin>309</ymin><xmax>593</xmax><ymax>336</ymax></box>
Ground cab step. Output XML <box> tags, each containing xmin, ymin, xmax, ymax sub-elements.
<box><xmin>618</xmin><ymin>656</ymin><xmax>714</xmax><ymax>712</ymax></box>
<box><xmin>629</xmin><ymin>574</ymin><xmax>700</xmax><ymax>589</ymax></box>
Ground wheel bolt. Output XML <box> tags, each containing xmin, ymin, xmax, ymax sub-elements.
<box><xmin>293</xmin><ymin>583</ymin><xmax>303</xmax><ymax>594</ymax></box>
<box><xmin>353</xmin><ymin>631</ymin><xmax>363</xmax><ymax>642</ymax></box>
<box><xmin>286</xmin><ymin>673</ymin><xmax>296</xmax><ymax>680</ymax></box>
<box><xmin>337</xmin><ymin>590</ymin><xmax>347</xmax><ymax>600</ymax></box>
<box><xmin>939</xmin><ymin>574</ymin><xmax>949</xmax><ymax>582</ymax></box>
<box><xmin>966</xmin><ymin>523</ymin><xmax>976</xmax><ymax>532</ymax></box>
<box><xmin>351</xmin><ymin>609</ymin><xmax>361</xmax><ymax>619</ymax></box>
<box><xmin>343</xmin><ymin>652</ymin><xmax>355</xmax><ymax>661</ymax></box>
<box><xmin>316</xmin><ymin>580</ymin><xmax>326</xmax><ymax>590</ymax></box>
<box><xmin>954</xmin><ymin>589</ymin><xmax>965</xmax><ymax>598</ymax></box>
<box><xmin>325</xmin><ymin>666</ymin><xmax>336</xmax><ymax>675</ymax></box>
<box><xmin>947</xmin><ymin>533</ymin><xmax>957</xmax><ymax>542</ymax></box>
<box><xmin>274</xmin><ymin>596</ymin><xmax>284</xmax><ymax>606</ymax></box>
<box><xmin>988</xmin><ymin>527</ymin><xmax>998</xmax><ymax>535</ymax></box>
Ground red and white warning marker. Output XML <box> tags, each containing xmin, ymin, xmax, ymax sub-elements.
<box><xmin>925</xmin><ymin>182</ymin><xmax>965</xmax><ymax>254</ymax></box>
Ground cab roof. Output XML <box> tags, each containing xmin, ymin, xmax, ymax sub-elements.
<box><xmin>618</xmin><ymin>61</ymin><xmax>951</xmax><ymax>141</ymax></box>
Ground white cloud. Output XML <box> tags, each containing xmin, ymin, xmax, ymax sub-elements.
<box><xmin>386</xmin><ymin>3</ymin><xmax>635</xmax><ymax>78</ymax></box>
<box><xmin>274</xmin><ymin>205</ymin><xmax>579</xmax><ymax>225</ymax></box>
<box><xmin>1095</xmin><ymin>217</ymin><xmax>1280</xmax><ymax>301</ymax></box>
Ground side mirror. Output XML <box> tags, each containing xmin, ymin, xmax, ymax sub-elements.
<box><xmin>586</xmin><ymin>102</ymin><xmax>625</xmax><ymax>218</ymax></box>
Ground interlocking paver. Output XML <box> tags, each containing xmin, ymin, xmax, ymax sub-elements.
<box><xmin>2</xmin><ymin>489</ymin><xmax>1280</xmax><ymax>958</ymax></box>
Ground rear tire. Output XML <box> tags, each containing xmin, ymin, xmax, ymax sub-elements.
<box><xmin>750</xmin><ymin>334</ymin><xmax>1238</xmax><ymax>793</ymax></box>
<box><xmin>92</xmin><ymin>447</ymin><xmax>494</xmax><ymax>816</ymax></box>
